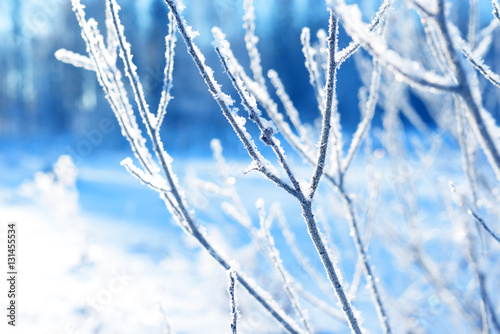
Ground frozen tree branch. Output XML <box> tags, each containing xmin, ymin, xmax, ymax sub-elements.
<box><xmin>54</xmin><ymin>49</ymin><xmax>95</xmax><ymax>71</ymax></box>
<box><xmin>430</xmin><ymin>0</ymin><xmax>500</xmax><ymax>181</ymax></box>
<box><xmin>334</xmin><ymin>0</ymin><xmax>393</xmax><ymax>68</ymax></box>
<box><xmin>213</xmin><ymin>34</ymin><xmax>302</xmax><ymax>194</ymax></box>
<box><xmin>259</xmin><ymin>200</ymin><xmax>313</xmax><ymax>334</ymax></box>
<box><xmin>309</xmin><ymin>11</ymin><xmax>338</xmax><ymax>199</ymax></box>
<box><xmin>301</xmin><ymin>27</ymin><xmax>326</xmax><ymax>110</ymax></box>
<box><xmin>227</xmin><ymin>269</ymin><xmax>239</xmax><ymax>334</ymax></box>
<box><xmin>329</xmin><ymin>0</ymin><xmax>458</xmax><ymax>92</ymax></box>
<box><xmin>243</xmin><ymin>0</ymin><xmax>265</xmax><ymax>87</ymax></box>
<box><xmin>156</xmin><ymin>12</ymin><xmax>177</xmax><ymax>130</ymax></box>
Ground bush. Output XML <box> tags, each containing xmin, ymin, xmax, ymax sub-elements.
<box><xmin>57</xmin><ymin>0</ymin><xmax>500</xmax><ymax>332</ymax></box>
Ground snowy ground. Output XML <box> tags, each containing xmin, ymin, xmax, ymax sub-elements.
<box><xmin>0</xmin><ymin>142</ymin><xmax>498</xmax><ymax>334</ymax></box>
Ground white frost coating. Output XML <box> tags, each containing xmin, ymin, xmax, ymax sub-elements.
<box><xmin>54</xmin><ymin>49</ymin><xmax>95</xmax><ymax>71</ymax></box>
<box><xmin>329</xmin><ymin>0</ymin><xmax>456</xmax><ymax>91</ymax></box>
<box><xmin>232</xmin><ymin>113</ymin><xmax>247</xmax><ymax>128</ymax></box>
<box><xmin>121</xmin><ymin>158</ymin><xmax>170</xmax><ymax>192</ymax></box>
<box><xmin>221</xmin><ymin>201</ymin><xmax>249</xmax><ymax>228</ymax></box>
<box><xmin>219</xmin><ymin>92</ymin><xmax>235</xmax><ymax>107</ymax></box>
<box><xmin>185</xmin><ymin>25</ymin><xmax>200</xmax><ymax>39</ymax></box>
<box><xmin>333</xmin><ymin>0</ymin><xmax>391</xmax><ymax>69</ymax></box>
<box><xmin>173</xmin><ymin>0</ymin><xmax>186</xmax><ymax>12</ymax></box>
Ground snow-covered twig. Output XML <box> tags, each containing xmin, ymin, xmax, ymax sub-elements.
<box><xmin>301</xmin><ymin>27</ymin><xmax>326</xmax><ymax>110</ymax></box>
<box><xmin>493</xmin><ymin>0</ymin><xmax>500</xmax><ymax>22</ymax></box>
<box><xmin>468</xmin><ymin>0</ymin><xmax>478</xmax><ymax>48</ymax></box>
<box><xmin>214</xmin><ymin>36</ymin><xmax>301</xmax><ymax>195</ymax></box>
<box><xmin>272</xmin><ymin>204</ymin><xmax>336</xmax><ymax>301</ymax></box>
<box><xmin>309</xmin><ymin>10</ymin><xmax>339</xmax><ymax>199</ymax></box>
<box><xmin>108</xmin><ymin>0</ymin><xmax>156</xmax><ymax>133</ymax></box>
<box><xmin>243</xmin><ymin>0</ymin><xmax>265</xmax><ymax>87</ymax></box>
<box><xmin>450</xmin><ymin>182</ymin><xmax>500</xmax><ymax>245</ymax></box>
<box><xmin>461</xmin><ymin>45</ymin><xmax>500</xmax><ymax>89</ymax></box>
<box><xmin>210</xmin><ymin>9</ymin><xmax>363</xmax><ymax>332</ymax></box>
<box><xmin>334</xmin><ymin>0</ymin><xmax>393</xmax><ymax>68</ymax></box>
<box><xmin>167</xmin><ymin>2</ymin><xmax>298</xmax><ymax>198</ymax></box>
<box><xmin>341</xmin><ymin>59</ymin><xmax>382</xmax><ymax>174</ymax></box>
<box><xmin>268</xmin><ymin>70</ymin><xmax>308</xmax><ymax>140</ymax></box>
<box><xmin>68</xmin><ymin>0</ymin><xmax>157</xmax><ymax>176</ymax></box>
<box><xmin>430</xmin><ymin>0</ymin><xmax>500</xmax><ymax>181</ymax></box>
<box><xmin>450</xmin><ymin>184</ymin><xmax>493</xmax><ymax>333</ymax></box>
<box><xmin>468</xmin><ymin>209</ymin><xmax>500</xmax><ymax>245</ymax></box>
<box><xmin>159</xmin><ymin>303</ymin><xmax>172</xmax><ymax>334</ymax></box>
<box><xmin>454</xmin><ymin>97</ymin><xmax>479</xmax><ymax>208</ymax></box>
<box><xmin>227</xmin><ymin>269</ymin><xmax>239</xmax><ymax>334</ymax></box>
<box><xmin>156</xmin><ymin>12</ymin><xmax>177</xmax><ymax>130</ymax></box>
<box><xmin>329</xmin><ymin>0</ymin><xmax>458</xmax><ymax>92</ymax></box>
<box><xmin>54</xmin><ymin>49</ymin><xmax>95</xmax><ymax>71</ymax></box>
<box><xmin>258</xmin><ymin>200</ymin><xmax>313</xmax><ymax>334</ymax></box>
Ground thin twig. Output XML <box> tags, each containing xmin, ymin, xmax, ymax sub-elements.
<box><xmin>309</xmin><ymin>11</ymin><xmax>338</xmax><ymax>200</ymax></box>
<box><xmin>227</xmin><ymin>269</ymin><xmax>239</xmax><ymax>334</ymax></box>
<box><xmin>259</xmin><ymin>201</ymin><xmax>313</xmax><ymax>334</ymax></box>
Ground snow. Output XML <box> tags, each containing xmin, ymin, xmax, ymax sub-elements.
<box><xmin>1</xmin><ymin>129</ymin><xmax>494</xmax><ymax>333</ymax></box>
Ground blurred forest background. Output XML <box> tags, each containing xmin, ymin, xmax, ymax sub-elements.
<box><xmin>1</xmin><ymin>0</ymin><xmax>495</xmax><ymax>159</ymax></box>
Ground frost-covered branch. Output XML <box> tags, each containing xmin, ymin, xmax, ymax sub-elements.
<box><xmin>493</xmin><ymin>0</ymin><xmax>500</xmax><ymax>22</ymax></box>
<box><xmin>243</xmin><ymin>0</ymin><xmax>265</xmax><ymax>87</ymax></box>
<box><xmin>309</xmin><ymin>10</ymin><xmax>338</xmax><ymax>199</ymax></box>
<box><xmin>159</xmin><ymin>303</ymin><xmax>172</xmax><ymax>334</ymax></box>
<box><xmin>165</xmin><ymin>0</ymin><xmax>297</xmax><ymax>199</ymax></box>
<box><xmin>67</xmin><ymin>0</ymin><xmax>157</xmax><ymax>176</ymax></box>
<box><xmin>157</xmin><ymin>12</ymin><xmax>177</xmax><ymax>130</ymax></box>
<box><xmin>461</xmin><ymin>45</ymin><xmax>500</xmax><ymax>89</ymax></box>
<box><xmin>301</xmin><ymin>27</ymin><xmax>326</xmax><ymax>109</ymax></box>
<box><xmin>227</xmin><ymin>269</ymin><xmax>239</xmax><ymax>334</ymax></box>
<box><xmin>450</xmin><ymin>184</ymin><xmax>494</xmax><ymax>333</ymax></box>
<box><xmin>272</xmin><ymin>204</ymin><xmax>336</xmax><ymax>301</ymax></box>
<box><xmin>341</xmin><ymin>59</ymin><xmax>382</xmax><ymax>175</ymax></box>
<box><xmin>210</xmin><ymin>7</ymin><xmax>366</xmax><ymax>332</ymax></box>
<box><xmin>267</xmin><ymin>70</ymin><xmax>309</xmax><ymax>140</ymax></box>
<box><xmin>334</xmin><ymin>0</ymin><xmax>392</xmax><ymax>68</ymax></box>
<box><xmin>121</xmin><ymin>157</ymin><xmax>171</xmax><ymax>194</ymax></box>
<box><xmin>430</xmin><ymin>0</ymin><xmax>500</xmax><ymax>181</ymax></box>
<box><xmin>214</xmin><ymin>35</ymin><xmax>301</xmax><ymax>195</ymax></box>
<box><xmin>450</xmin><ymin>181</ymin><xmax>500</xmax><ymax>245</ymax></box>
<box><xmin>329</xmin><ymin>0</ymin><xmax>458</xmax><ymax>92</ymax></box>
<box><xmin>258</xmin><ymin>200</ymin><xmax>313</xmax><ymax>334</ymax></box>
<box><xmin>108</xmin><ymin>0</ymin><xmax>156</xmax><ymax>132</ymax></box>
<box><xmin>54</xmin><ymin>49</ymin><xmax>95</xmax><ymax>71</ymax></box>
